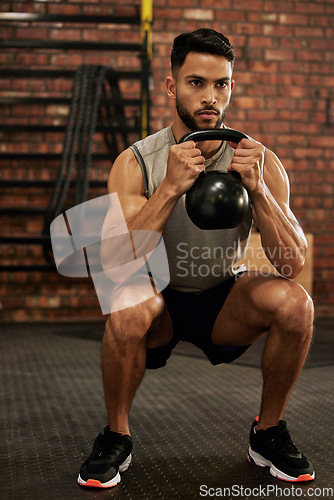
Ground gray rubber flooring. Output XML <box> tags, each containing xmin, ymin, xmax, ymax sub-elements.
<box><xmin>0</xmin><ymin>319</ymin><xmax>333</xmax><ymax>500</ymax></box>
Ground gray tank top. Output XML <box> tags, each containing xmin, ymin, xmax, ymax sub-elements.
<box><xmin>130</xmin><ymin>125</ymin><xmax>252</xmax><ymax>293</ymax></box>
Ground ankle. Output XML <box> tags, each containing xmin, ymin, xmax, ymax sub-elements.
<box><xmin>256</xmin><ymin>420</ymin><xmax>280</xmax><ymax>432</ymax></box>
<box><xmin>108</xmin><ymin>425</ymin><xmax>131</xmax><ymax>436</ymax></box>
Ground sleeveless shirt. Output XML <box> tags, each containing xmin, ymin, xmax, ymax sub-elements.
<box><xmin>130</xmin><ymin>125</ymin><xmax>252</xmax><ymax>294</ymax></box>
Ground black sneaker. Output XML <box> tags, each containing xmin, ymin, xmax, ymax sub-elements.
<box><xmin>78</xmin><ymin>427</ymin><xmax>132</xmax><ymax>488</ymax></box>
<box><xmin>248</xmin><ymin>419</ymin><xmax>315</xmax><ymax>482</ymax></box>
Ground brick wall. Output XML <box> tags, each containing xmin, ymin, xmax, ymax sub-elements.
<box><xmin>1</xmin><ymin>0</ymin><xmax>334</xmax><ymax>320</ymax></box>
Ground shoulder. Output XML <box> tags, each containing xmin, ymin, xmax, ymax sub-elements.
<box><xmin>107</xmin><ymin>127</ymin><xmax>174</xmax><ymax>195</ymax></box>
<box><xmin>132</xmin><ymin>126</ymin><xmax>175</xmax><ymax>159</ymax></box>
<box><xmin>264</xmin><ymin>148</ymin><xmax>289</xmax><ymax>185</ymax></box>
<box><xmin>107</xmin><ymin>148</ymin><xmax>143</xmax><ymax>195</ymax></box>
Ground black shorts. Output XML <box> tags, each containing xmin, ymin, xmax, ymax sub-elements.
<box><xmin>146</xmin><ymin>272</ymin><xmax>251</xmax><ymax>370</ymax></box>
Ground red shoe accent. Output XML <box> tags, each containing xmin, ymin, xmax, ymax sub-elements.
<box><xmin>82</xmin><ymin>479</ymin><xmax>117</xmax><ymax>488</ymax></box>
<box><xmin>279</xmin><ymin>474</ymin><xmax>315</xmax><ymax>483</ymax></box>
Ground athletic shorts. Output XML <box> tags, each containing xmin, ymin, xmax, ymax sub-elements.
<box><xmin>146</xmin><ymin>272</ymin><xmax>251</xmax><ymax>370</ymax></box>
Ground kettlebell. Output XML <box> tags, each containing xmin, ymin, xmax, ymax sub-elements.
<box><xmin>179</xmin><ymin>128</ymin><xmax>250</xmax><ymax>230</ymax></box>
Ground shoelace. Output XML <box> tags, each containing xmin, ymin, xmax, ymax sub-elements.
<box><xmin>91</xmin><ymin>432</ymin><xmax>106</xmax><ymax>459</ymax></box>
<box><xmin>91</xmin><ymin>428</ymin><xmax>126</xmax><ymax>460</ymax></box>
<box><xmin>268</xmin><ymin>424</ymin><xmax>299</xmax><ymax>454</ymax></box>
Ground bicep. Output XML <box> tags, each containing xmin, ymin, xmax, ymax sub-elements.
<box><xmin>107</xmin><ymin>148</ymin><xmax>147</xmax><ymax>221</ymax></box>
<box><xmin>264</xmin><ymin>149</ymin><xmax>290</xmax><ymax>206</ymax></box>
<box><xmin>253</xmin><ymin>149</ymin><xmax>297</xmax><ymax>226</ymax></box>
<box><xmin>101</xmin><ymin>149</ymin><xmax>147</xmax><ymax>243</ymax></box>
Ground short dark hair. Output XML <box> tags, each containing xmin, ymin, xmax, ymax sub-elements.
<box><xmin>171</xmin><ymin>28</ymin><xmax>235</xmax><ymax>75</ymax></box>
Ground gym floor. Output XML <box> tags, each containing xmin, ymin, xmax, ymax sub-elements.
<box><xmin>1</xmin><ymin>318</ymin><xmax>333</xmax><ymax>500</ymax></box>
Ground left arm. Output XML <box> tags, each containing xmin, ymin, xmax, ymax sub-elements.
<box><xmin>227</xmin><ymin>139</ymin><xmax>307</xmax><ymax>279</ymax></box>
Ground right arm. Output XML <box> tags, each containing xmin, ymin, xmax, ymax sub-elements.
<box><xmin>107</xmin><ymin>141</ymin><xmax>204</xmax><ymax>231</ymax></box>
<box><xmin>100</xmin><ymin>141</ymin><xmax>204</xmax><ymax>276</ymax></box>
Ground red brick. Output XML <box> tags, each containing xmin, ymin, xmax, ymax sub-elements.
<box><xmin>278</xmin><ymin>61</ymin><xmax>310</xmax><ymax>74</ymax></box>
<box><xmin>268</xmin><ymin>98</ymin><xmax>297</xmax><ymax>110</ymax></box>
<box><xmin>184</xmin><ymin>9</ymin><xmax>214</xmax><ymax>20</ymax></box>
<box><xmin>295</xmin><ymin>27</ymin><xmax>325</xmax><ymax>38</ymax></box>
<box><xmin>11</xmin><ymin>2</ymin><xmax>45</xmax><ymax>14</ymax></box>
<box><xmin>279</xmin><ymin>86</ymin><xmax>308</xmax><ymax>98</ymax></box>
<box><xmin>297</xmin><ymin>50</ymin><xmax>328</xmax><ymax>62</ymax></box>
<box><xmin>279</xmin><ymin>38</ymin><xmax>305</xmax><ymax>50</ymax></box>
<box><xmin>16</xmin><ymin>28</ymin><xmax>48</xmax><ymax>40</ymax></box>
<box><xmin>294</xmin><ymin>148</ymin><xmax>324</xmax><ymax>159</ymax></box>
<box><xmin>261</xmin><ymin>74</ymin><xmax>292</xmax><ymax>85</ymax></box>
<box><xmin>296</xmin><ymin>3</ymin><xmax>325</xmax><ymax>15</ymax></box>
<box><xmin>249</xmin><ymin>61</ymin><xmax>278</xmax><ymax>73</ymax></box>
<box><xmin>248</xmin><ymin>110</ymin><xmax>277</xmax><ymax>121</ymax></box>
<box><xmin>150</xmin><ymin>7</ymin><xmax>183</xmax><ymax>19</ymax></box>
<box><xmin>265</xmin><ymin>49</ymin><xmax>294</xmax><ymax>61</ymax></box>
<box><xmin>262</xmin><ymin>122</ymin><xmax>292</xmax><ymax>133</ymax></box>
<box><xmin>279</xmin><ymin>14</ymin><xmax>308</xmax><ymax>25</ymax></box>
<box><xmin>248</xmin><ymin>36</ymin><xmax>274</xmax><ymax>48</ymax></box>
<box><xmin>248</xmin><ymin>85</ymin><xmax>277</xmax><ymax>97</ymax></box>
<box><xmin>233</xmin><ymin>96</ymin><xmax>265</xmax><ymax>109</ymax></box>
<box><xmin>310</xmin><ymin>39</ymin><xmax>334</xmax><ymax>51</ymax></box>
<box><xmin>233</xmin><ymin>24</ymin><xmax>262</xmax><ymax>35</ymax></box>
<box><xmin>168</xmin><ymin>0</ymin><xmax>197</xmax><ymax>5</ymax></box>
<box><xmin>291</xmin><ymin>122</ymin><xmax>320</xmax><ymax>135</ymax></box>
<box><xmin>263</xmin><ymin>1</ymin><xmax>295</xmax><ymax>13</ymax></box>
<box><xmin>50</xmin><ymin>29</ymin><xmax>82</xmax><ymax>41</ymax></box>
<box><xmin>310</xmin><ymin>16</ymin><xmax>331</xmax><ymax>27</ymax></box>
<box><xmin>263</xmin><ymin>24</ymin><xmax>293</xmax><ymax>36</ymax></box>
<box><xmin>234</xmin><ymin>0</ymin><xmax>262</xmax><ymax>10</ymax></box>
<box><xmin>216</xmin><ymin>11</ymin><xmax>246</xmax><ymax>22</ymax></box>
<box><xmin>48</xmin><ymin>4</ymin><xmax>82</xmax><ymax>15</ymax></box>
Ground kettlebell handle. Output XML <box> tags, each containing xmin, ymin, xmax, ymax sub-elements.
<box><xmin>179</xmin><ymin>128</ymin><xmax>249</xmax><ymax>145</ymax></box>
<box><xmin>182</xmin><ymin>128</ymin><xmax>251</xmax><ymax>230</ymax></box>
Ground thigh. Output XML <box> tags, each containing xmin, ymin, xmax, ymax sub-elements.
<box><xmin>211</xmin><ymin>271</ymin><xmax>295</xmax><ymax>346</ymax></box>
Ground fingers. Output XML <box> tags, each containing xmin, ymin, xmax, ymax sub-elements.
<box><xmin>178</xmin><ymin>140</ymin><xmax>202</xmax><ymax>155</ymax></box>
<box><xmin>180</xmin><ymin>140</ymin><xmax>197</xmax><ymax>149</ymax></box>
<box><xmin>226</xmin><ymin>140</ymin><xmax>238</xmax><ymax>149</ymax></box>
<box><xmin>227</xmin><ymin>138</ymin><xmax>251</xmax><ymax>150</ymax></box>
<box><xmin>233</xmin><ymin>141</ymin><xmax>262</xmax><ymax>154</ymax></box>
<box><xmin>166</xmin><ymin>140</ymin><xmax>205</xmax><ymax>196</ymax></box>
<box><xmin>188</xmin><ymin>148</ymin><xmax>204</xmax><ymax>159</ymax></box>
<box><xmin>174</xmin><ymin>141</ymin><xmax>205</xmax><ymax>165</ymax></box>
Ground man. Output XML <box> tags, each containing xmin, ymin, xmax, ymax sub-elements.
<box><xmin>78</xmin><ymin>28</ymin><xmax>315</xmax><ymax>489</ymax></box>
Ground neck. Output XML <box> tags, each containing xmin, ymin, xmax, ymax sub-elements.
<box><xmin>171</xmin><ymin>122</ymin><xmax>224</xmax><ymax>160</ymax></box>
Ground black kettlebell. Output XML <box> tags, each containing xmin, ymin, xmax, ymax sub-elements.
<box><xmin>179</xmin><ymin>129</ymin><xmax>250</xmax><ymax>230</ymax></box>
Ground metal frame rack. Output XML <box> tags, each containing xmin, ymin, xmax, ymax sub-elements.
<box><xmin>0</xmin><ymin>2</ymin><xmax>153</xmax><ymax>272</ymax></box>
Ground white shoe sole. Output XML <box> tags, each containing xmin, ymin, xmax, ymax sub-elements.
<box><xmin>77</xmin><ymin>453</ymin><xmax>132</xmax><ymax>488</ymax></box>
<box><xmin>248</xmin><ymin>447</ymin><xmax>315</xmax><ymax>482</ymax></box>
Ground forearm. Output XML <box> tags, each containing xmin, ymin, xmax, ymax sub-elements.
<box><xmin>100</xmin><ymin>179</ymin><xmax>180</xmax><ymax>281</ymax></box>
<box><xmin>127</xmin><ymin>178</ymin><xmax>180</xmax><ymax>233</ymax></box>
<box><xmin>100</xmin><ymin>140</ymin><xmax>203</xmax><ymax>281</ymax></box>
<box><xmin>251</xmin><ymin>185</ymin><xmax>307</xmax><ymax>278</ymax></box>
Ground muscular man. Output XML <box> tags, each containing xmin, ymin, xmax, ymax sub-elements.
<box><xmin>78</xmin><ymin>28</ymin><xmax>315</xmax><ymax>489</ymax></box>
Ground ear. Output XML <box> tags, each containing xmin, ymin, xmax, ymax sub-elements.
<box><xmin>230</xmin><ymin>79</ymin><xmax>235</xmax><ymax>94</ymax></box>
<box><xmin>166</xmin><ymin>75</ymin><xmax>176</xmax><ymax>99</ymax></box>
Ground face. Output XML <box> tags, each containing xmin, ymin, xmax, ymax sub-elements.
<box><xmin>167</xmin><ymin>52</ymin><xmax>234</xmax><ymax>132</ymax></box>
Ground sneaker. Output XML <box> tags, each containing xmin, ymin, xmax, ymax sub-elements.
<box><xmin>78</xmin><ymin>426</ymin><xmax>132</xmax><ymax>488</ymax></box>
<box><xmin>248</xmin><ymin>419</ymin><xmax>315</xmax><ymax>482</ymax></box>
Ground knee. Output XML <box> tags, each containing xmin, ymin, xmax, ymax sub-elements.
<box><xmin>107</xmin><ymin>282</ymin><xmax>165</xmax><ymax>342</ymax></box>
<box><xmin>273</xmin><ymin>281</ymin><xmax>314</xmax><ymax>341</ymax></box>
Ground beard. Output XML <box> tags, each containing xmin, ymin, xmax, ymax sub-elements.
<box><xmin>176</xmin><ymin>98</ymin><xmax>229</xmax><ymax>131</ymax></box>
